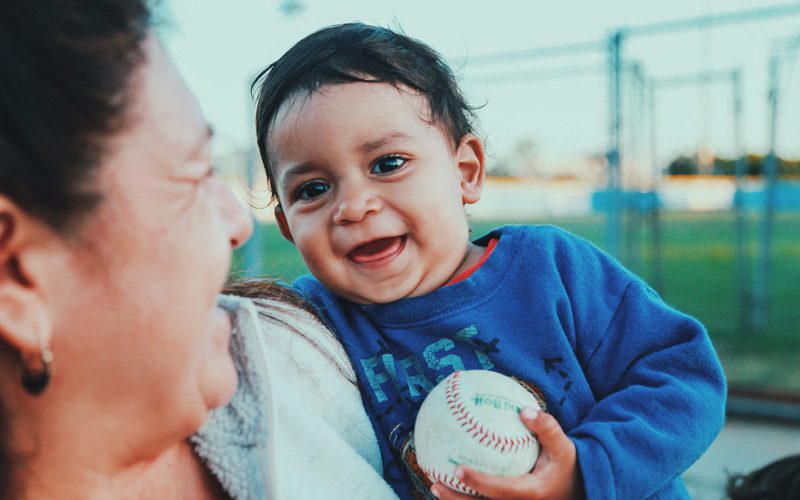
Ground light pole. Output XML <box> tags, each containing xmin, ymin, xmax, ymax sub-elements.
<box><xmin>752</xmin><ymin>35</ymin><xmax>800</xmax><ymax>333</ymax></box>
<box><xmin>649</xmin><ymin>69</ymin><xmax>746</xmax><ymax>325</ymax></box>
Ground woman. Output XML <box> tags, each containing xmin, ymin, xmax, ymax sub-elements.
<box><xmin>0</xmin><ymin>1</ymin><xmax>394</xmax><ymax>498</ymax></box>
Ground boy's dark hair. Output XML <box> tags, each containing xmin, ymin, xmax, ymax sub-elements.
<box><xmin>252</xmin><ymin>22</ymin><xmax>477</xmax><ymax>200</ymax></box>
<box><xmin>726</xmin><ymin>454</ymin><xmax>800</xmax><ymax>499</ymax></box>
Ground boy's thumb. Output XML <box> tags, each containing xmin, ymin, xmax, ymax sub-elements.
<box><xmin>521</xmin><ymin>407</ymin><xmax>567</xmax><ymax>454</ymax></box>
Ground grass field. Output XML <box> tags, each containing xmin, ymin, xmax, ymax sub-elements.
<box><xmin>233</xmin><ymin>211</ymin><xmax>800</xmax><ymax>394</ymax></box>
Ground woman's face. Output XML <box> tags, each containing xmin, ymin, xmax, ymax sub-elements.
<box><xmin>43</xmin><ymin>37</ymin><xmax>253</xmax><ymax>452</ymax></box>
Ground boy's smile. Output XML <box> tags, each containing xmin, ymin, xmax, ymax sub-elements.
<box><xmin>347</xmin><ymin>235</ymin><xmax>407</xmax><ymax>266</ymax></box>
<box><xmin>268</xmin><ymin>82</ymin><xmax>485</xmax><ymax>304</ymax></box>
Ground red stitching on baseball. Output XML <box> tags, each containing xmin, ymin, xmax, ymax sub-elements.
<box><xmin>444</xmin><ymin>370</ymin><xmax>536</xmax><ymax>454</ymax></box>
<box><xmin>421</xmin><ymin>465</ymin><xmax>479</xmax><ymax>496</ymax></box>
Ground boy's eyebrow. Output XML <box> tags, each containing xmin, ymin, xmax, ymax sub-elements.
<box><xmin>359</xmin><ymin>132</ymin><xmax>413</xmax><ymax>153</ymax></box>
<box><xmin>278</xmin><ymin>162</ymin><xmax>315</xmax><ymax>191</ymax></box>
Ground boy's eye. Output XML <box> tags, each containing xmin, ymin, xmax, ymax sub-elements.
<box><xmin>296</xmin><ymin>180</ymin><xmax>330</xmax><ymax>200</ymax></box>
<box><xmin>370</xmin><ymin>156</ymin><xmax>406</xmax><ymax>174</ymax></box>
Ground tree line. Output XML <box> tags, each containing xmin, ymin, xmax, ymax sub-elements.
<box><xmin>667</xmin><ymin>154</ymin><xmax>800</xmax><ymax>178</ymax></box>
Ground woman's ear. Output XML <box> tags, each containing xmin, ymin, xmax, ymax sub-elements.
<box><xmin>274</xmin><ymin>204</ymin><xmax>294</xmax><ymax>244</ymax></box>
<box><xmin>0</xmin><ymin>197</ymin><xmax>52</xmax><ymax>358</ymax></box>
<box><xmin>455</xmin><ymin>134</ymin><xmax>486</xmax><ymax>205</ymax></box>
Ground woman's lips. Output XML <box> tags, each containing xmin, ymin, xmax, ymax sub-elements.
<box><xmin>348</xmin><ymin>235</ymin><xmax>406</xmax><ymax>265</ymax></box>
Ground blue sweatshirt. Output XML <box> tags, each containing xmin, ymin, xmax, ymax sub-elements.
<box><xmin>294</xmin><ymin>225</ymin><xmax>726</xmax><ymax>499</ymax></box>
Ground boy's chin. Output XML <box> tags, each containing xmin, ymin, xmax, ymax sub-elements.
<box><xmin>336</xmin><ymin>280</ymin><xmax>439</xmax><ymax>305</ymax></box>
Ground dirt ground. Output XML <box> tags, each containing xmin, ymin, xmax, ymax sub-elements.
<box><xmin>683</xmin><ymin>417</ymin><xmax>800</xmax><ymax>499</ymax></box>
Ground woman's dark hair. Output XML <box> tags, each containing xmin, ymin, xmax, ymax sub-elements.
<box><xmin>0</xmin><ymin>0</ymin><xmax>151</xmax><ymax>233</ymax></box>
<box><xmin>223</xmin><ymin>279</ymin><xmax>356</xmax><ymax>384</ymax></box>
<box><xmin>727</xmin><ymin>454</ymin><xmax>800</xmax><ymax>499</ymax></box>
<box><xmin>252</xmin><ymin>22</ymin><xmax>478</xmax><ymax>201</ymax></box>
<box><xmin>223</xmin><ymin>278</ymin><xmax>318</xmax><ymax>317</ymax></box>
<box><xmin>0</xmin><ymin>1</ymin><xmax>151</xmax><ymax>496</ymax></box>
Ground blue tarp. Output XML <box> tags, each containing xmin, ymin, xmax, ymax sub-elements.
<box><xmin>592</xmin><ymin>182</ymin><xmax>800</xmax><ymax>213</ymax></box>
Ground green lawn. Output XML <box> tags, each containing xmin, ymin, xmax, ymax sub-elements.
<box><xmin>233</xmin><ymin>211</ymin><xmax>800</xmax><ymax>394</ymax></box>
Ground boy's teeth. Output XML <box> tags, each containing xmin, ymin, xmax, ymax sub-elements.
<box><xmin>349</xmin><ymin>236</ymin><xmax>403</xmax><ymax>263</ymax></box>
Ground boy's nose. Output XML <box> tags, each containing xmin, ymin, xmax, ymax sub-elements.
<box><xmin>332</xmin><ymin>185</ymin><xmax>380</xmax><ymax>225</ymax></box>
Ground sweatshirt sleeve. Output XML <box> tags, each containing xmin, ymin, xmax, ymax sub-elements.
<box><xmin>569</xmin><ymin>277</ymin><xmax>726</xmax><ymax>499</ymax></box>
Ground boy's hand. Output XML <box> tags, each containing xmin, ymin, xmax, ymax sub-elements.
<box><xmin>430</xmin><ymin>408</ymin><xmax>586</xmax><ymax>500</ymax></box>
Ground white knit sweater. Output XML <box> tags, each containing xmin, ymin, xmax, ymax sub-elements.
<box><xmin>191</xmin><ymin>295</ymin><xmax>397</xmax><ymax>500</ymax></box>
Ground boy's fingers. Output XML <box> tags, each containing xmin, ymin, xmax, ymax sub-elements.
<box><xmin>446</xmin><ymin>465</ymin><xmax>542</xmax><ymax>499</ymax></box>
<box><xmin>433</xmin><ymin>411</ymin><xmax>575</xmax><ymax>500</ymax></box>
<box><xmin>520</xmin><ymin>407</ymin><xmax>573</xmax><ymax>461</ymax></box>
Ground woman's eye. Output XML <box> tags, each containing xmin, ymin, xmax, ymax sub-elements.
<box><xmin>296</xmin><ymin>181</ymin><xmax>330</xmax><ymax>200</ymax></box>
<box><xmin>370</xmin><ymin>156</ymin><xmax>406</xmax><ymax>174</ymax></box>
<box><xmin>200</xmin><ymin>165</ymin><xmax>217</xmax><ymax>182</ymax></box>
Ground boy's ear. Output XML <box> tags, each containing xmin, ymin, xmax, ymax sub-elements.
<box><xmin>0</xmin><ymin>197</ymin><xmax>52</xmax><ymax>359</ymax></box>
<box><xmin>274</xmin><ymin>204</ymin><xmax>295</xmax><ymax>244</ymax></box>
<box><xmin>455</xmin><ymin>134</ymin><xmax>486</xmax><ymax>205</ymax></box>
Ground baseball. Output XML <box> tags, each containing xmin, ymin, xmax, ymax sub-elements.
<box><xmin>413</xmin><ymin>370</ymin><xmax>541</xmax><ymax>495</ymax></box>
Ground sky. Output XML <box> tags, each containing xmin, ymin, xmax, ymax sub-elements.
<box><xmin>161</xmin><ymin>0</ymin><xmax>800</xmax><ymax>179</ymax></box>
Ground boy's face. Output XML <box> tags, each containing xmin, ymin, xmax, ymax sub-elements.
<box><xmin>269</xmin><ymin>82</ymin><xmax>485</xmax><ymax>304</ymax></box>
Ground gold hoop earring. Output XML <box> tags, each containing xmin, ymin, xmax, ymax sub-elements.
<box><xmin>19</xmin><ymin>346</ymin><xmax>53</xmax><ymax>395</ymax></box>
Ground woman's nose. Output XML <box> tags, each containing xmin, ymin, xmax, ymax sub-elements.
<box><xmin>217</xmin><ymin>181</ymin><xmax>254</xmax><ymax>249</ymax></box>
